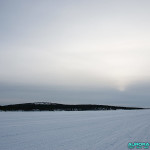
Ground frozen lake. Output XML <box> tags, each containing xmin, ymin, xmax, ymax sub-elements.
<box><xmin>0</xmin><ymin>110</ymin><xmax>150</xmax><ymax>150</ymax></box>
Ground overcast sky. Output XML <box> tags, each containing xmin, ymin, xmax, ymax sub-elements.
<box><xmin>0</xmin><ymin>0</ymin><xmax>150</xmax><ymax>107</ymax></box>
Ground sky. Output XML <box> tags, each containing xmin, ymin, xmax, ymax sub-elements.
<box><xmin>0</xmin><ymin>0</ymin><xmax>150</xmax><ymax>107</ymax></box>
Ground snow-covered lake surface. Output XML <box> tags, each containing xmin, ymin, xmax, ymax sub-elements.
<box><xmin>0</xmin><ymin>110</ymin><xmax>150</xmax><ymax>150</ymax></box>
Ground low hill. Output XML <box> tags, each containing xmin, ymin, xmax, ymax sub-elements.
<box><xmin>0</xmin><ymin>102</ymin><xmax>144</xmax><ymax>111</ymax></box>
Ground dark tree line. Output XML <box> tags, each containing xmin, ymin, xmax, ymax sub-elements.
<box><xmin>0</xmin><ymin>102</ymin><xmax>144</xmax><ymax>111</ymax></box>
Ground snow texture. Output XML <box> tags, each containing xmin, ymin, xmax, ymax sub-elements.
<box><xmin>0</xmin><ymin>110</ymin><xmax>150</xmax><ymax>150</ymax></box>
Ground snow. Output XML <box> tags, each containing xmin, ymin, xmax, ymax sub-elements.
<box><xmin>33</xmin><ymin>102</ymin><xmax>55</xmax><ymax>105</ymax></box>
<box><xmin>0</xmin><ymin>110</ymin><xmax>150</xmax><ymax>150</ymax></box>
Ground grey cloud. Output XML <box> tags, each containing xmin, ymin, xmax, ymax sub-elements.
<box><xmin>0</xmin><ymin>82</ymin><xmax>150</xmax><ymax>107</ymax></box>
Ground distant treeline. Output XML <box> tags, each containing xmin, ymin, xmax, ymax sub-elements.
<box><xmin>0</xmin><ymin>102</ymin><xmax>144</xmax><ymax>111</ymax></box>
